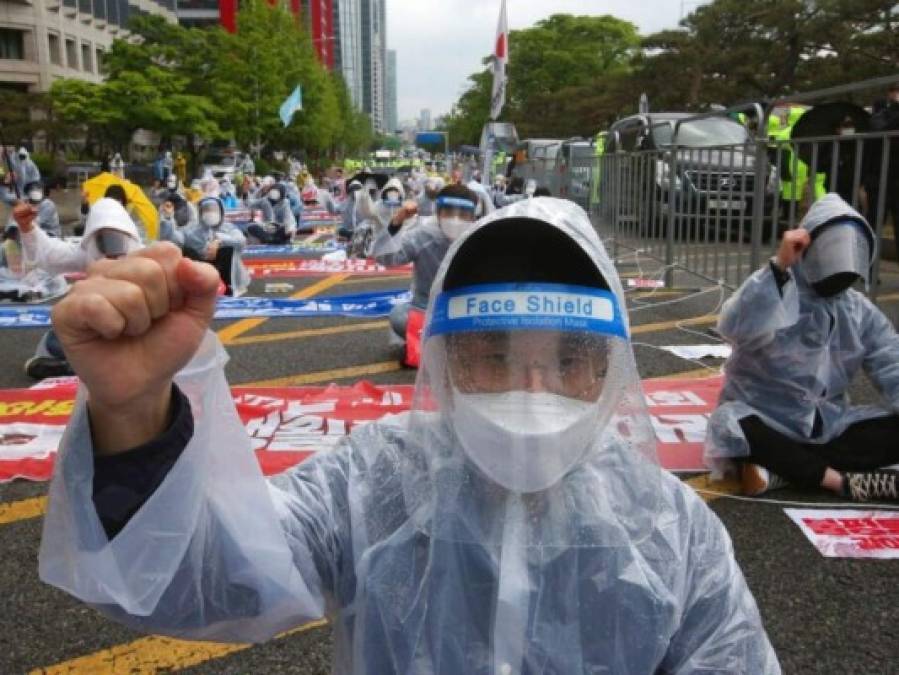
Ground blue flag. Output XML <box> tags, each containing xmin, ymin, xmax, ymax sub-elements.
<box><xmin>279</xmin><ymin>85</ymin><xmax>303</xmax><ymax>127</ymax></box>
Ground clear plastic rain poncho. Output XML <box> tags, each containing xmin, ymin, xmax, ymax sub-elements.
<box><xmin>705</xmin><ymin>194</ymin><xmax>899</xmax><ymax>474</ymax></box>
<box><xmin>40</xmin><ymin>198</ymin><xmax>778</xmax><ymax>673</ymax></box>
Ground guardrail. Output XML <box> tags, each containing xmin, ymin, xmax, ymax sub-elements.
<box><xmin>588</xmin><ymin>75</ymin><xmax>899</xmax><ymax>300</ymax></box>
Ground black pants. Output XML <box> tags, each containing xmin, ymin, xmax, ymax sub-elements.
<box><xmin>740</xmin><ymin>415</ymin><xmax>899</xmax><ymax>488</ymax></box>
<box><xmin>247</xmin><ymin>223</ymin><xmax>289</xmax><ymax>245</ymax></box>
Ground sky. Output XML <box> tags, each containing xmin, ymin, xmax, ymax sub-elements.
<box><xmin>386</xmin><ymin>0</ymin><xmax>710</xmax><ymax>123</ymax></box>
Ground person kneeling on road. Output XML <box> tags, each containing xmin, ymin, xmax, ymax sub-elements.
<box><xmin>372</xmin><ymin>183</ymin><xmax>479</xmax><ymax>366</ymax></box>
<box><xmin>38</xmin><ymin>198</ymin><xmax>779</xmax><ymax>673</ymax></box>
<box><xmin>706</xmin><ymin>193</ymin><xmax>899</xmax><ymax>503</ymax></box>
<box><xmin>14</xmin><ymin>198</ymin><xmax>141</xmax><ymax>379</ymax></box>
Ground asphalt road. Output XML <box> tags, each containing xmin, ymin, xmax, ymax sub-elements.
<box><xmin>1</xmin><ymin>213</ymin><xmax>898</xmax><ymax>673</ymax></box>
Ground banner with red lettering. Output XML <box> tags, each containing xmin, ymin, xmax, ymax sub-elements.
<box><xmin>0</xmin><ymin>376</ymin><xmax>720</xmax><ymax>483</ymax></box>
<box><xmin>246</xmin><ymin>258</ymin><xmax>412</xmax><ymax>278</ymax></box>
<box><xmin>785</xmin><ymin>509</ymin><xmax>899</xmax><ymax>559</ymax></box>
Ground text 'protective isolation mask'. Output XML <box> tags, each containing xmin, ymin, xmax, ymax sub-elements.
<box><xmin>429</xmin><ymin>282</ymin><xmax>628</xmax><ymax>493</ymax></box>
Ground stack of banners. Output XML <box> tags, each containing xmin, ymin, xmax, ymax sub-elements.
<box><xmin>246</xmin><ymin>258</ymin><xmax>412</xmax><ymax>277</ymax></box>
<box><xmin>0</xmin><ymin>289</ymin><xmax>413</xmax><ymax>328</ymax></box>
<box><xmin>0</xmin><ymin>376</ymin><xmax>722</xmax><ymax>482</ymax></box>
<box><xmin>785</xmin><ymin>509</ymin><xmax>899</xmax><ymax>559</ymax></box>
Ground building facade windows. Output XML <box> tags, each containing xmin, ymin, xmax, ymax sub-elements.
<box><xmin>65</xmin><ymin>37</ymin><xmax>78</xmax><ymax>69</ymax></box>
<box><xmin>81</xmin><ymin>41</ymin><xmax>92</xmax><ymax>72</ymax></box>
<box><xmin>0</xmin><ymin>28</ymin><xmax>26</xmax><ymax>61</ymax></box>
<box><xmin>48</xmin><ymin>32</ymin><xmax>62</xmax><ymax>65</ymax></box>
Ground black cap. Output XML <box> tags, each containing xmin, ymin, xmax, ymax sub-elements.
<box><xmin>442</xmin><ymin>217</ymin><xmax>608</xmax><ymax>291</ymax></box>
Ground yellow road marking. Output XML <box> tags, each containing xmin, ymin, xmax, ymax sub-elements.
<box><xmin>0</xmin><ymin>495</ymin><xmax>47</xmax><ymax>525</ymax></box>
<box><xmin>30</xmin><ymin>619</ymin><xmax>328</xmax><ymax>675</ymax></box>
<box><xmin>654</xmin><ymin>366</ymin><xmax>720</xmax><ymax>380</ymax></box>
<box><xmin>339</xmin><ymin>274</ymin><xmax>411</xmax><ymax>285</ymax></box>
<box><xmin>242</xmin><ymin>360</ymin><xmax>403</xmax><ymax>387</ymax></box>
<box><xmin>683</xmin><ymin>473</ymin><xmax>743</xmax><ymax>503</ymax></box>
<box><xmin>631</xmin><ymin>314</ymin><xmax>718</xmax><ymax>335</ymax></box>
<box><xmin>217</xmin><ymin>274</ymin><xmax>350</xmax><ymax>344</ymax></box>
<box><xmin>227</xmin><ymin>320</ymin><xmax>389</xmax><ymax>346</ymax></box>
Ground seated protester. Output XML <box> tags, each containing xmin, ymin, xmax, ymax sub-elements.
<box><xmin>372</xmin><ymin>183</ymin><xmax>478</xmax><ymax>366</ymax></box>
<box><xmin>0</xmin><ymin>223</ymin><xmax>22</xmax><ymax>276</ymax></box>
<box><xmin>247</xmin><ymin>182</ymin><xmax>297</xmax><ymax>245</ymax></box>
<box><xmin>337</xmin><ymin>180</ymin><xmax>364</xmax><ymax>240</ymax></box>
<box><xmin>39</xmin><ymin>198</ymin><xmax>779</xmax><ymax>673</ymax></box>
<box><xmin>158</xmin><ymin>175</ymin><xmax>196</xmax><ymax>231</ymax></box>
<box><xmin>359</xmin><ymin>177</ymin><xmax>406</xmax><ymax>230</ymax></box>
<box><xmin>10</xmin><ymin>181</ymin><xmax>61</xmax><ymax>238</ymax></box>
<box><xmin>497</xmin><ymin>175</ymin><xmax>527</xmax><ymax>207</ymax></box>
<box><xmin>181</xmin><ymin>196</ymin><xmax>249</xmax><ymax>296</ymax></box>
<box><xmin>13</xmin><ymin>198</ymin><xmax>141</xmax><ymax>379</ymax></box>
<box><xmin>416</xmin><ymin>177</ymin><xmax>445</xmax><ymax>217</ymax></box>
<box><xmin>706</xmin><ymin>194</ymin><xmax>899</xmax><ymax>502</ymax></box>
<box><xmin>245</xmin><ymin>175</ymin><xmax>277</xmax><ymax>223</ymax></box>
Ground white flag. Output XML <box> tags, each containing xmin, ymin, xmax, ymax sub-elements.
<box><xmin>490</xmin><ymin>0</ymin><xmax>508</xmax><ymax>120</ymax></box>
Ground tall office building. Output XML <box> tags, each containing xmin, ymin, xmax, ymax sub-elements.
<box><xmin>1</xmin><ymin>0</ymin><xmax>177</xmax><ymax>93</ymax></box>
<box><xmin>384</xmin><ymin>48</ymin><xmax>397</xmax><ymax>133</ymax></box>
<box><xmin>360</xmin><ymin>0</ymin><xmax>385</xmax><ymax>133</ymax></box>
<box><xmin>419</xmin><ymin>108</ymin><xmax>431</xmax><ymax>131</ymax></box>
<box><xmin>332</xmin><ymin>0</ymin><xmax>362</xmax><ymax>109</ymax></box>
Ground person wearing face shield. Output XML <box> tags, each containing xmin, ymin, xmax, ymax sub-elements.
<box><xmin>180</xmin><ymin>196</ymin><xmax>249</xmax><ymax>296</ymax></box>
<box><xmin>38</xmin><ymin>197</ymin><xmax>779</xmax><ymax>673</ymax></box>
<box><xmin>12</xmin><ymin>198</ymin><xmax>142</xmax><ymax>379</ymax></box>
<box><xmin>372</xmin><ymin>184</ymin><xmax>479</xmax><ymax>366</ymax></box>
<box><xmin>707</xmin><ymin>194</ymin><xmax>899</xmax><ymax>503</ymax></box>
<box><xmin>10</xmin><ymin>147</ymin><xmax>41</xmax><ymax>197</ymax></box>
<box><xmin>9</xmin><ymin>181</ymin><xmax>61</xmax><ymax>238</ymax></box>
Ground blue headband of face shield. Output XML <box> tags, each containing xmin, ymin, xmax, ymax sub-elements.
<box><xmin>436</xmin><ymin>196</ymin><xmax>477</xmax><ymax>211</ymax></box>
<box><xmin>427</xmin><ymin>283</ymin><xmax>628</xmax><ymax>339</ymax></box>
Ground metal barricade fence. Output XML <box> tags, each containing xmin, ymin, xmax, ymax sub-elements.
<box><xmin>588</xmin><ymin>74</ymin><xmax>899</xmax><ymax>300</ymax></box>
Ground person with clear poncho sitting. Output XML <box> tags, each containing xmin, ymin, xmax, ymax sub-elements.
<box><xmin>706</xmin><ymin>194</ymin><xmax>899</xmax><ymax>503</ymax></box>
<box><xmin>39</xmin><ymin>198</ymin><xmax>779</xmax><ymax>674</ymax></box>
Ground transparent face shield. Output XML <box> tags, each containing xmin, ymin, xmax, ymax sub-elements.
<box><xmin>405</xmin><ymin>281</ymin><xmax>662</xmax><ymax>550</ymax></box>
<box><xmin>803</xmin><ymin>221</ymin><xmax>871</xmax><ymax>288</ymax></box>
<box><xmin>92</xmin><ymin>229</ymin><xmax>137</xmax><ymax>260</ymax></box>
<box><xmin>436</xmin><ymin>196</ymin><xmax>477</xmax><ymax>240</ymax></box>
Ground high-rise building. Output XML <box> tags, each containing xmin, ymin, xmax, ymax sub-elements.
<box><xmin>420</xmin><ymin>108</ymin><xmax>432</xmax><ymax>131</ymax></box>
<box><xmin>332</xmin><ymin>0</ymin><xmax>363</xmax><ymax>109</ymax></box>
<box><xmin>360</xmin><ymin>0</ymin><xmax>385</xmax><ymax>133</ymax></box>
<box><xmin>385</xmin><ymin>48</ymin><xmax>397</xmax><ymax>133</ymax></box>
<box><xmin>1</xmin><ymin>0</ymin><xmax>177</xmax><ymax>93</ymax></box>
<box><xmin>178</xmin><ymin>1</ymin><xmax>336</xmax><ymax>72</ymax></box>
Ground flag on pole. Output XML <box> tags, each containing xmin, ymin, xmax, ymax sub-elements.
<box><xmin>279</xmin><ymin>85</ymin><xmax>303</xmax><ymax>127</ymax></box>
<box><xmin>490</xmin><ymin>0</ymin><xmax>508</xmax><ymax>120</ymax></box>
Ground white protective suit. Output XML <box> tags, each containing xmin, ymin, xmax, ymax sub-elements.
<box><xmin>21</xmin><ymin>198</ymin><xmax>141</xmax><ymax>276</ymax></box>
<box><xmin>39</xmin><ymin>198</ymin><xmax>779</xmax><ymax>674</ymax></box>
<box><xmin>705</xmin><ymin>194</ymin><xmax>899</xmax><ymax>474</ymax></box>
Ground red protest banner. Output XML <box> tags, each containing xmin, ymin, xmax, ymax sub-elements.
<box><xmin>245</xmin><ymin>258</ymin><xmax>412</xmax><ymax>278</ymax></box>
<box><xmin>786</xmin><ymin>509</ymin><xmax>899</xmax><ymax>559</ymax></box>
<box><xmin>0</xmin><ymin>376</ymin><xmax>721</xmax><ymax>483</ymax></box>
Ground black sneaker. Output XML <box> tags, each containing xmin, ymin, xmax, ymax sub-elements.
<box><xmin>24</xmin><ymin>356</ymin><xmax>73</xmax><ymax>381</ymax></box>
<box><xmin>845</xmin><ymin>470</ymin><xmax>899</xmax><ymax>502</ymax></box>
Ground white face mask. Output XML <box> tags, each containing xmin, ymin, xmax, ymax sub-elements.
<box><xmin>839</xmin><ymin>127</ymin><xmax>855</xmax><ymax>136</ymax></box>
<box><xmin>439</xmin><ymin>216</ymin><xmax>472</xmax><ymax>241</ymax></box>
<box><xmin>166</xmin><ymin>177</ymin><xmax>178</xmax><ymax>190</ymax></box>
<box><xmin>268</xmin><ymin>189</ymin><xmax>282</xmax><ymax>202</ymax></box>
<box><xmin>28</xmin><ymin>190</ymin><xmax>43</xmax><ymax>202</ymax></box>
<box><xmin>201</xmin><ymin>210</ymin><xmax>221</xmax><ymax>228</ymax></box>
<box><xmin>450</xmin><ymin>389</ymin><xmax>601</xmax><ymax>493</ymax></box>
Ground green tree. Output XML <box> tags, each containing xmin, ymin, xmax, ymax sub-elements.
<box><xmin>444</xmin><ymin>14</ymin><xmax>640</xmax><ymax>144</ymax></box>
